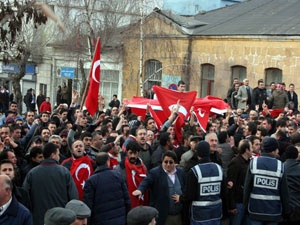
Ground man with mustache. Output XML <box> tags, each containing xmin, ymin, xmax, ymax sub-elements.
<box><xmin>115</xmin><ymin>141</ymin><xmax>148</xmax><ymax>208</ymax></box>
<box><xmin>136</xmin><ymin>127</ymin><xmax>153</xmax><ymax>170</ymax></box>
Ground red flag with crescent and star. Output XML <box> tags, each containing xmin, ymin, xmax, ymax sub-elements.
<box><xmin>153</xmin><ymin>86</ymin><xmax>197</xmax><ymax>142</ymax></box>
<box><xmin>192</xmin><ymin>107</ymin><xmax>210</xmax><ymax>132</ymax></box>
<box><xmin>85</xmin><ymin>37</ymin><xmax>101</xmax><ymax>116</ymax></box>
<box><xmin>70</xmin><ymin>155</ymin><xmax>94</xmax><ymax>200</ymax></box>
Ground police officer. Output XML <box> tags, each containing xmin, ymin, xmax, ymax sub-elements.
<box><xmin>243</xmin><ymin>137</ymin><xmax>290</xmax><ymax>225</ymax></box>
<box><xmin>173</xmin><ymin>141</ymin><xmax>225</xmax><ymax>225</ymax></box>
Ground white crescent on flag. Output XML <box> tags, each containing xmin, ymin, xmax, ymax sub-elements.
<box><xmin>92</xmin><ymin>60</ymin><xmax>101</xmax><ymax>83</ymax></box>
<box><xmin>168</xmin><ymin>104</ymin><xmax>188</xmax><ymax>116</ymax></box>
<box><xmin>198</xmin><ymin>108</ymin><xmax>205</xmax><ymax>117</ymax></box>
<box><xmin>75</xmin><ymin>163</ymin><xmax>91</xmax><ymax>181</ymax></box>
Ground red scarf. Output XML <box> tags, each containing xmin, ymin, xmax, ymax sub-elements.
<box><xmin>125</xmin><ymin>157</ymin><xmax>149</xmax><ymax>208</ymax></box>
<box><xmin>70</xmin><ymin>155</ymin><xmax>94</xmax><ymax>200</ymax></box>
<box><xmin>108</xmin><ymin>152</ymin><xmax>119</xmax><ymax>169</ymax></box>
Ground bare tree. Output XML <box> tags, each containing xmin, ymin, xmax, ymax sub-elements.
<box><xmin>0</xmin><ymin>0</ymin><xmax>53</xmax><ymax>113</ymax></box>
<box><xmin>52</xmin><ymin>0</ymin><xmax>159</xmax><ymax>103</ymax></box>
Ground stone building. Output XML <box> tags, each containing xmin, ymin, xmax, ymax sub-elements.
<box><xmin>122</xmin><ymin>0</ymin><xmax>300</xmax><ymax>100</ymax></box>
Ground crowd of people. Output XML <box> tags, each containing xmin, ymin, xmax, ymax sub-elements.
<box><xmin>0</xmin><ymin>78</ymin><xmax>300</xmax><ymax>225</ymax></box>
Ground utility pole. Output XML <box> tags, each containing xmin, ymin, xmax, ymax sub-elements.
<box><xmin>139</xmin><ymin>0</ymin><xmax>144</xmax><ymax>97</ymax></box>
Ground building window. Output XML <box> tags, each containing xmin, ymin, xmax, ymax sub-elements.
<box><xmin>100</xmin><ymin>70</ymin><xmax>119</xmax><ymax>104</ymax></box>
<box><xmin>200</xmin><ymin>63</ymin><xmax>215</xmax><ymax>97</ymax></box>
<box><xmin>144</xmin><ymin>59</ymin><xmax>162</xmax><ymax>95</ymax></box>
<box><xmin>231</xmin><ymin>65</ymin><xmax>246</xmax><ymax>84</ymax></box>
<box><xmin>265</xmin><ymin>68</ymin><xmax>282</xmax><ymax>87</ymax></box>
<box><xmin>39</xmin><ymin>84</ymin><xmax>47</xmax><ymax>97</ymax></box>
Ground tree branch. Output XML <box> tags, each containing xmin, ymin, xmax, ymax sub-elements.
<box><xmin>0</xmin><ymin>0</ymin><xmax>37</xmax><ymax>27</ymax></box>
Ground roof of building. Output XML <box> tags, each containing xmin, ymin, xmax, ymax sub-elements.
<box><xmin>156</xmin><ymin>0</ymin><xmax>300</xmax><ymax>36</ymax></box>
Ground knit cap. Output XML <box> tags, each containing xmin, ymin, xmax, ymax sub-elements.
<box><xmin>262</xmin><ymin>137</ymin><xmax>279</xmax><ymax>153</ymax></box>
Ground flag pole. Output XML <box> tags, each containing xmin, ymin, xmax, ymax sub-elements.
<box><xmin>80</xmin><ymin>36</ymin><xmax>94</xmax><ymax>110</ymax></box>
<box><xmin>80</xmin><ymin>74</ymin><xmax>90</xmax><ymax>110</ymax></box>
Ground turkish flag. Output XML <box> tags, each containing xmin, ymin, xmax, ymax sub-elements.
<box><xmin>70</xmin><ymin>155</ymin><xmax>94</xmax><ymax>200</ymax></box>
<box><xmin>194</xmin><ymin>96</ymin><xmax>230</xmax><ymax>114</ymax></box>
<box><xmin>153</xmin><ymin>86</ymin><xmax>197</xmax><ymax>142</ymax></box>
<box><xmin>85</xmin><ymin>38</ymin><xmax>101</xmax><ymax>116</ymax></box>
<box><xmin>148</xmin><ymin>104</ymin><xmax>162</xmax><ymax>130</ymax></box>
<box><xmin>124</xmin><ymin>96</ymin><xmax>166</xmax><ymax>122</ymax></box>
<box><xmin>193</xmin><ymin>96</ymin><xmax>230</xmax><ymax>132</ymax></box>
<box><xmin>262</xmin><ymin>108</ymin><xmax>284</xmax><ymax>117</ymax></box>
<box><xmin>193</xmin><ymin>107</ymin><xmax>210</xmax><ymax>132</ymax></box>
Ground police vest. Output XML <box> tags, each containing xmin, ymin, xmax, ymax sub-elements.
<box><xmin>249</xmin><ymin>156</ymin><xmax>283</xmax><ymax>217</ymax></box>
<box><xmin>191</xmin><ymin>162</ymin><xmax>223</xmax><ymax>222</ymax></box>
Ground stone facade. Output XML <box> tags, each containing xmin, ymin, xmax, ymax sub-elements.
<box><xmin>122</xmin><ymin>14</ymin><xmax>300</xmax><ymax>100</ymax></box>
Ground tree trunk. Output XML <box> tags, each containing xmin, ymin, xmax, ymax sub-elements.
<box><xmin>79</xmin><ymin>59</ymin><xmax>87</xmax><ymax>104</ymax></box>
<box><xmin>12</xmin><ymin>77</ymin><xmax>22</xmax><ymax>113</ymax></box>
<box><xmin>13</xmin><ymin>50</ymin><xmax>31</xmax><ymax>114</ymax></box>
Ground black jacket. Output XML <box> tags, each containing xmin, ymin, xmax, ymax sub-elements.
<box><xmin>138</xmin><ymin>165</ymin><xmax>186</xmax><ymax>225</ymax></box>
<box><xmin>284</xmin><ymin>158</ymin><xmax>300</xmax><ymax>221</ymax></box>
<box><xmin>287</xmin><ymin>91</ymin><xmax>298</xmax><ymax>110</ymax></box>
<box><xmin>83</xmin><ymin>165</ymin><xmax>130</xmax><ymax>225</ymax></box>
<box><xmin>251</xmin><ymin>87</ymin><xmax>267</xmax><ymax>110</ymax></box>
<box><xmin>13</xmin><ymin>183</ymin><xmax>32</xmax><ymax>211</ymax></box>
<box><xmin>226</xmin><ymin>154</ymin><xmax>249</xmax><ymax>210</ymax></box>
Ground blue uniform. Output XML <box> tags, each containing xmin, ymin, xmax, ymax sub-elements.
<box><xmin>191</xmin><ymin>162</ymin><xmax>223</xmax><ymax>224</ymax></box>
<box><xmin>244</xmin><ymin>155</ymin><xmax>290</xmax><ymax>224</ymax></box>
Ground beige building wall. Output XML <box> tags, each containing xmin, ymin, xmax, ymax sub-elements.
<box><xmin>190</xmin><ymin>37</ymin><xmax>300</xmax><ymax>97</ymax></box>
<box><xmin>122</xmin><ymin>16</ymin><xmax>189</xmax><ymax>99</ymax></box>
<box><xmin>122</xmin><ymin>15</ymin><xmax>300</xmax><ymax>100</ymax></box>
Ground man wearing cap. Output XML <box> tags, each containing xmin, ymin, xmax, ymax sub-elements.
<box><xmin>179</xmin><ymin>135</ymin><xmax>202</xmax><ymax>168</ymax></box>
<box><xmin>115</xmin><ymin>141</ymin><xmax>149</xmax><ymax>208</ymax></box>
<box><xmin>283</xmin><ymin>145</ymin><xmax>300</xmax><ymax>224</ymax></box>
<box><xmin>127</xmin><ymin>206</ymin><xmax>158</xmax><ymax>225</ymax></box>
<box><xmin>65</xmin><ymin>199</ymin><xmax>91</xmax><ymax>225</ymax></box>
<box><xmin>60</xmin><ymin>129</ymin><xmax>72</xmax><ymax>158</ymax></box>
<box><xmin>173</xmin><ymin>141</ymin><xmax>225</xmax><ymax>225</ymax></box>
<box><xmin>27</xmin><ymin>135</ymin><xmax>44</xmax><ymax>151</ymax></box>
<box><xmin>243</xmin><ymin>137</ymin><xmax>290</xmax><ymax>225</ymax></box>
<box><xmin>44</xmin><ymin>207</ymin><xmax>76</xmax><ymax>225</ymax></box>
